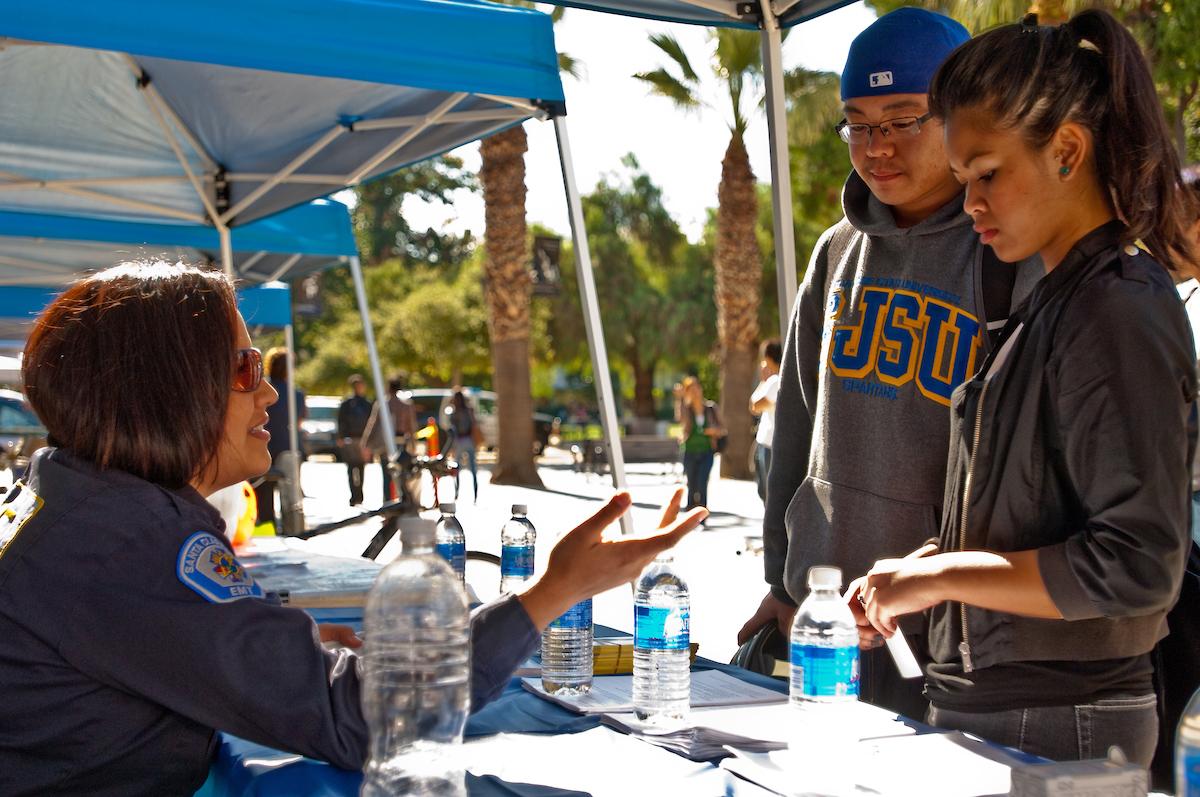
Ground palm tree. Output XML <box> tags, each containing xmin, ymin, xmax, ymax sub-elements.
<box><xmin>479</xmin><ymin>125</ymin><xmax>540</xmax><ymax>485</ymax></box>
<box><xmin>634</xmin><ymin>30</ymin><xmax>771</xmax><ymax>480</ymax></box>
<box><xmin>478</xmin><ymin>7</ymin><xmax>578</xmax><ymax>486</ymax></box>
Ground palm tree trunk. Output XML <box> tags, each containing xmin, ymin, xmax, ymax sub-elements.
<box><xmin>479</xmin><ymin>125</ymin><xmax>542</xmax><ymax>486</ymax></box>
<box><xmin>715</xmin><ymin>133</ymin><xmax>760</xmax><ymax>480</ymax></box>
<box><xmin>632</xmin><ymin>354</ymin><xmax>657</xmax><ymax>424</ymax></box>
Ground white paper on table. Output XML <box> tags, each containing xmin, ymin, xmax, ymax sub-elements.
<box><xmin>521</xmin><ymin>669</ymin><xmax>787</xmax><ymax>714</ymax></box>
<box><xmin>721</xmin><ymin>731</ymin><xmax>1019</xmax><ymax>797</ymax></box>
<box><xmin>463</xmin><ymin>726</ymin><xmax>769</xmax><ymax>796</ymax></box>
<box><xmin>604</xmin><ymin>699</ymin><xmax>918</xmax><ymax>758</ymax></box>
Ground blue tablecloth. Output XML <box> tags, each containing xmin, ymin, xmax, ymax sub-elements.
<box><xmin>199</xmin><ymin>622</ymin><xmax>788</xmax><ymax>797</ymax></box>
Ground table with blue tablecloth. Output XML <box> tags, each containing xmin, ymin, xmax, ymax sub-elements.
<box><xmin>198</xmin><ymin>550</ymin><xmax>1041</xmax><ymax>797</ymax></box>
<box><xmin>197</xmin><ymin>614</ymin><xmax>795</xmax><ymax>797</ymax></box>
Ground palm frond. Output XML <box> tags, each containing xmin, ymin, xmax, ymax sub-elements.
<box><xmin>781</xmin><ymin>68</ymin><xmax>844</xmax><ymax>147</ymax></box>
<box><xmin>633</xmin><ymin>68</ymin><xmax>702</xmax><ymax>110</ymax></box>
<box><xmin>713</xmin><ymin>29</ymin><xmax>762</xmax><ymax>81</ymax></box>
<box><xmin>649</xmin><ymin>33</ymin><xmax>701</xmax><ymax>85</ymax></box>
<box><xmin>558</xmin><ymin>52</ymin><xmax>584</xmax><ymax>80</ymax></box>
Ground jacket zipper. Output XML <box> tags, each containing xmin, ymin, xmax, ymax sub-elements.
<box><xmin>956</xmin><ymin>380</ymin><xmax>988</xmax><ymax>674</ymax></box>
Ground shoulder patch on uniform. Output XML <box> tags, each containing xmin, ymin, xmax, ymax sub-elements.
<box><xmin>176</xmin><ymin>531</ymin><xmax>263</xmax><ymax>603</ymax></box>
<box><xmin>0</xmin><ymin>482</ymin><xmax>43</xmax><ymax>561</ymax></box>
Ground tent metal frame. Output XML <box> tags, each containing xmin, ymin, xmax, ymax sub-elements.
<box><xmin>0</xmin><ymin>39</ymin><xmax>636</xmax><ymax>530</ymax></box>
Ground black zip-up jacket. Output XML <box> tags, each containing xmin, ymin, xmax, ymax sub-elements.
<box><xmin>928</xmin><ymin>222</ymin><xmax>1196</xmax><ymax>675</ymax></box>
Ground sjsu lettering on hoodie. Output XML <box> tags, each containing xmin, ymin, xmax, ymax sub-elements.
<box><xmin>826</xmin><ymin>283</ymin><xmax>982</xmax><ymax>407</ymax></box>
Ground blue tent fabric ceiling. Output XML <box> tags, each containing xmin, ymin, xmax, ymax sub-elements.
<box><xmin>4</xmin><ymin>0</ymin><xmax>564</xmax><ymax>100</ymax></box>
<box><xmin>0</xmin><ymin>0</ymin><xmax>565</xmax><ymax>225</ymax></box>
<box><xmin>540</xmin><ymin>0</ymin><xmax>855</xmax><ymax>28</ymax></box>
<box><xmin>0</xmin><ymin>200</ymin><xmax>356</xmax><ymax>286</ymax></box>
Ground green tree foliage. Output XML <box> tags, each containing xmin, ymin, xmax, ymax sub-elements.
<box><xmin>865</xmin><ymin>0</ymin><xmax>1199</xmax><ymax>159</ymax></box>
<box><xmin>351</xmin><ymin>155</ymin><xmax>477</xmax><ymax>266</ymax></box>
<box><xmin>550</xmin><ymin>156</ymin><xmax>716</xmax><ymax>421</ymax></box>
<box><xmin>295</xmin><ymin>155</ymin><xmax>484</xmax><ymax>395</ymax></box>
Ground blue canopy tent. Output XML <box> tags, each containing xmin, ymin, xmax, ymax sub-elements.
<box><xmin>537</xmin><ymin>0</ymin><xmax>857</xmax><ymax>336</ymax></box>
<box><xmin>0</xmin><ymin>200</ymin><xmax>355</xmax><ymax>288</ymax></box>
<box><xmin>1</xmin><ymin>0</ymin><xmax>634</xmax><ymax>523</ymax></box>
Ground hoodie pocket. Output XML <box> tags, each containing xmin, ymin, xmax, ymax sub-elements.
<box><xmin>783</xmin><ymin>476</ymin><xmax>940</xmax><ymax>593</ymax></box>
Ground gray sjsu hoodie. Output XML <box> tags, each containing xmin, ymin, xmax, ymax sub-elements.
<box><xmin>763</xmin><ymin>171</ymin><xmax>1041</xmax><ymax>605</ymax></box>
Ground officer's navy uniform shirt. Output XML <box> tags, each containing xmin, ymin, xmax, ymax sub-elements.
<box><xmin>0</xmin><ymin>448</ymin><xmax>539</xmax><ymax>796</ymax></box>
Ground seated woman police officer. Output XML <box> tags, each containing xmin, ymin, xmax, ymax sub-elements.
<box><xmin>0</xmin><ymin>262</ymin><xmax>705</xmax><ymax>796</ymax></box>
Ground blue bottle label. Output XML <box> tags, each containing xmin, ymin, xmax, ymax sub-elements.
<box><xmin>1185</xmin><ymin>745</ymin><xmax>1200</xmax><ymax>794</ymax></box>
<box><xmin>790</xmin><ymin>643</ymin><xmax>859</xmax><ymax>698</ymax></box>
<box><xmin>550</xmin><ymin>598</ymin><xmax>592</xmax><ymax>630</ymax></box>
<box><xmin>435</xmin><ymin>542</ymin><xmax>465</xmax><ymax>575</ymax></box>
<box><xmin>634</xmin><ymin>605</ymin><xmax>690</xmax><ymax>650</ymax></box>
<box><xmin>501</xmin><ymin>545</ymin><xmax>534</xmax><ymax>577</ymax></box>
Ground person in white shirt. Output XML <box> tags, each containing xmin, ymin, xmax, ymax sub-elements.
<box><xmin>750</xmin><ymin>339</ymin><xmax>782</xmax><ymax>503</ymax></box>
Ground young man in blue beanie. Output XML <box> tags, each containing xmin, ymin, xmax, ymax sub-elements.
<box><xmin>738</xmin><ymin>7</ymin><xmax>1041</xmax><ymax>718</ymax></box>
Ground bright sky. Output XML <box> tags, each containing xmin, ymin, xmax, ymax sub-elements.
<box><xmin>394</xmin><ymin>1</ymin><xmax>877</xmax><ymax>242</ymax></box>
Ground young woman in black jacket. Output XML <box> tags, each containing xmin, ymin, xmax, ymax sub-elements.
<box><xmin>850</xmin><ymin>10</ymin><xmax>1197</xmax><ymax>766</ymax></box>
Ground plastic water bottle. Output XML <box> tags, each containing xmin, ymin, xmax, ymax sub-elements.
<box><xmin>541</xmin><ymin>597</ymin><xmax>593</xmax><ymax>695</ymax></box>
<box><xmin>434</xmin><ymin>502</ymin><xmax>466</xmax><ymax>584</ymax></box>
<box><xmin>1178</xmin><ymin>686</ymin><xmax>1200</xmax><ymax>796</ymax></box>
<box><xmin>360</xmin><ymin>518</ymin><xmax>469</xmax><ymax>797</ymax></box>
<box><xmin>632</xmin><ymin>554</ymin><xmax>690</xmax><ymax>724</ymax></box>
<box><xmin>788</xmin><ymin>566</ymin><xmax>860</xmax><ymax>782</ymax></box>
<box><xmin>499</xmin><ymin>504</ymin><xmax>535</xmax><ymax>594</ymax></box>
<box><xmin>789</xmin><ymin>566</ymin><xmax>859</xmax><ymax>705</ymax></box>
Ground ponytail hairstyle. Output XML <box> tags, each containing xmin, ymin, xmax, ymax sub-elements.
<box><xmin>929</xmin><ymin>10</ymin><xmax>1198</xmax><ymax>271</ymax></box>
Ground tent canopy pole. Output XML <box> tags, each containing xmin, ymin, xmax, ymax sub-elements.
<box><xmin>759</xmin><ymin>1</ymin><xmax>799</xmax><ymax>339</ymax></box>
<box><xmin>281</xmin><ymin>323</ymin><xmax>305</xmax><ymax>534</ymax></box>
<box><xmin>348</xmin><ymin>255</ymin><xmax>397</xmax><ymax>463</ymax></box>
<box><xmin>554</xmin><ymin>115</ymin><xmax>633</xmax><ymax>535</ymax></box>
<box><xmin>219</xmin><ymin>224</ymin><xmax>234</xmax><ymax>278</ymax></box>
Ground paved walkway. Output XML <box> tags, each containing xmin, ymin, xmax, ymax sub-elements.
<box><xmin>291</xmin><ymin>447</ymin><xmax>773</xmax><ymax>664</ymax></box>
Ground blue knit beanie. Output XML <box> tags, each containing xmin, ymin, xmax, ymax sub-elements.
<box><xmin>840</xmin><ymin>7</ymin><xmax>970</xmax><ymax>101</ymax></box>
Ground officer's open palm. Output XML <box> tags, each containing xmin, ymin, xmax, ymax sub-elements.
<box><xmin>518</xmin><ymin>488</ymin><xmax>706</xmax><ymax>630</ymax></box>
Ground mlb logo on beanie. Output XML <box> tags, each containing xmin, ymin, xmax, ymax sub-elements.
<box><xmin>841</xmin><ymin>8</ymin><xmax>969</xmax><ymax>100</ymax></box>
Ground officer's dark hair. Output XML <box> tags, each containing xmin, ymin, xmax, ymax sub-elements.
<box><xmin>23</xmin><ymin>261</ymin><xmax>237</xmax><ymax>488</ymax></box>
<box><xmin>760</xmin><ymin>339</ymin><xmax>782</xmax><ymax>367</ymax></box>
<box><xmin>930</xmin><ymin>10</ymin><xmax>1197</xmax><ymax>271</ymax></box>
<box><xmin>265</xmin><ymin>347</ymin><xmax>289</xmax><ymax>382</ymax></box>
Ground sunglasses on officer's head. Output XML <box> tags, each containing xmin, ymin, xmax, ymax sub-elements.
<box><xmin>233</xmin><ymin>348</ymin><xmax>263</xmax><ymax>393</ymax></box>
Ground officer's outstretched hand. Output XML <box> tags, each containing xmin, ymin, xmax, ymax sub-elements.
<box><xmin>518</xmin><ymin>488</ymin><xmax>706</xmax><ymax>631</ymax></box>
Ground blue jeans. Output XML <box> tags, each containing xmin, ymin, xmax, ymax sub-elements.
<box><xmin>754</xmin><ymin>444</ymin><xmax>772</xmax><ymax>502</ymax></box>
<box><xmin>682</xmin><ymin>449</ymin><xmax>714</xmax><ymax>510</ymax></box>
<box><xmin>928</xmin><ymin>693</ymin><xmax>1159</xmax><ymax>767</ymax></box>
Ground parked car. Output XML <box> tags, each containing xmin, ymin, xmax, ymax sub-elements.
<box><xmin>408</xmin><ymin>388</ymin><xmax>557</xmax><ymax>455</ymax></box>
<box><xmin>301</xmin><ymin>395</ymin><xmax>341</xmax><ymax>459</ymax></box>
<box><xmin>0</xmin><ymin>389</ymin><xmax>47</xmax><ymax>473</ymax></box>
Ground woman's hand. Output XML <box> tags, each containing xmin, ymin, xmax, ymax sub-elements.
<box><xmin>857</xmin><ymin>543</ymin><xmax>942</xmax><ymax>638</ymax></box>
<box><xmin>317</xmin><ymin>623</ymin><xmax>363</xmax><ymax>649</ymax></box>
<box><xmin>846</xmin><ymin>576</ymin><xmax>883</xmax><ymax>650</ymax></box>
<box><xmin>518</xmin><ymin>488</ymin><xmax>706</xmax><ymax>630</ymax></box>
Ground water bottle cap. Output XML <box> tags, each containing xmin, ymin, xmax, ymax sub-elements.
<box><xmin>807</xmin><ymin>566</ymin><xmax>843</xmax><ymax>590</ymax></box>
<box><xmin>439</xmin><ymin>502</ymin><xmax>456</xmax><ymax>514</ymax></box>
<box><xmin>511</xmin><ymin>504</ymin><xmax>527</xmax><ymax>515</ymax></box>
<box><xmin>399</xmin><ymin>517</ymin><xmax>436</xmax><ymax>550</ymax></box>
